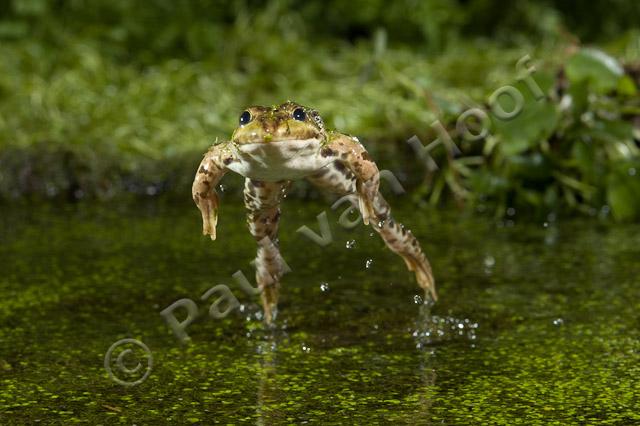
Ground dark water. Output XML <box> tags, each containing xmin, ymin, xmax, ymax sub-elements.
<box><xmin>0</xmin><ymin>198</ymin><xmax>638</xmax><ymax>424</ymax></box>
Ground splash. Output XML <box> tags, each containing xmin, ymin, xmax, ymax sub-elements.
<box><xmin>413</xmin><ymin>303</ymin><xmax>479</xmax><ymax>347</ymax></box>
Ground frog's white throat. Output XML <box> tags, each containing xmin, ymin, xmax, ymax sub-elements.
<box><xmin>227</xmin><ymin>138</ymin><xmax>332</xmax><ymax>181</ymax></box>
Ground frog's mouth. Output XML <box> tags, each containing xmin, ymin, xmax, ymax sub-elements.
<box><xmin>240</xmin><ymin>136</ymin><xmax>314</xmax><ymax>144</ymax></box>
<box><xmin>227</xmin><ymin>137</ymin><xmax>330</xmax><ymax>181</ymax></box>
<box><xmin>233</xmin><ymin>137</ymin><xmax>322</xmax><ymax>159</ymax></box>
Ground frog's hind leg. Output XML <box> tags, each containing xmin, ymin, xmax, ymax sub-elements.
<box><xmin>307</xmin><ymin>162</ymin><xmax>436</xmax><ymax>301</ymax></box>
<box><xmin>244</xmin><ymin>178</ymin><xmax>290</xmax><ymax>323</ymax></box>
<box><xmin>371</xmin><ymin>194</ymin><xmax>436</xmax><ymax>301</ymax></box>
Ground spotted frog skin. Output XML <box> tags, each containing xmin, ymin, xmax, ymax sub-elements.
<box><xmin>193</xmin><ymin>101</ymin><xmax>435</xmax><ymax>322</ymax></box>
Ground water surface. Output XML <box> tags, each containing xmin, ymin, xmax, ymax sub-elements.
<box><xmin>0</xmin><ymin>199</ymin><xmax>638</xmax><ymax>424</ymax></box>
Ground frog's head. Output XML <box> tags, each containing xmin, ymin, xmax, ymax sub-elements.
<box><xmin>231</xmin><ymin>101</ymin><xmax>326</xmax><ymax>144</ymax></box>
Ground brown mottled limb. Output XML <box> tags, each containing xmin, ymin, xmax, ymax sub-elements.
<box><xmin>372</xmin><ymin>193</ymin><xmax>436</xmax><ymax>300</ymax></box>
<box><xmin>244</xmin><ymin>178</ymin><xmax>290</xmax><ymax>324</ymax></box>
<box><xmin>192</xmin><ymin>143</ymin><xmax>233</xmax><ymax>240</ymax></box>
<box><xmin>307</xmin><ymin>161</ymin><xmax>437</xmax><ymax>301</ymax></box>
<box><xmin>321</xmin><ymin>133</ymin><xmax>379</xmax><ymax>225</ymax></box>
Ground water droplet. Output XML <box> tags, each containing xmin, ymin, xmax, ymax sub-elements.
<box><xmin>413</xmin><ymin>314</ymin><xmax>480</xmax><ymax>347</ymax></box>
<box><xmin>301</xmin><ymin>344</ymin><xmax>311</xmax><ymax>353</ymax></box>
<box><xmin>345</xmin><ymin>240</ymin><xmax>356</xmax><ymax>249</ymax></box>
<box><xmin>320</xmin><ymin>282</ymin><xmax>329</xmax><ymax>292</ymax></box>
<box><xmin>543</xmin><ymin>222</ymin><xmax>549</xmax><ymax>228</ymax></box>
<box><xmin>553</xmin><ymin>318</ymin><xmax>564</xmax><ymax>326</ymax></box>
<box><xmin>414</xmin><ymin>295</ymin><xmax>423</xmax><ymax>304</ymax></box>
<box><xmin>484</xmin><ymin>255</ymin><xmax>495</xmax><ymax>268</ymax></box>
<box><xmin>218</xmin><ymin>184</ymin><xmax>226</xmax><ymax>192</ymax></box>
<box><xmin>365</xmin><ymin>259</ymin><xmax>373</xmax><ymax>269</ymax></box>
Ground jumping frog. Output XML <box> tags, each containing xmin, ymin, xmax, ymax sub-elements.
<box><xmin>192</xmin><ymin>101</ymin><xmax>435</xmax><ymax>322</ymax></box>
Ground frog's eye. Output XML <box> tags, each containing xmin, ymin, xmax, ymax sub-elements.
<box><xmin>239</xmin><ymin>110</ymin><xmax>252</xmax><ymax>126</ymax></box>
<box><xmin>292</xmin><ymin>108</ymin><xmax>306</xmax><ymax>121</ymax></box>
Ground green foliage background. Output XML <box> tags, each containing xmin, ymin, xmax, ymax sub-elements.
<box><xmin>0</xmin><ymin>0</ymin><xmax>639</xmax><ymax>220</ymax></box>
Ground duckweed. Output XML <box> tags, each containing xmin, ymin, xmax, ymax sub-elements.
<box><xmin>0</xmin><ymin>199</ymin><xmax>638</xmax><ymax>423</ymax></box>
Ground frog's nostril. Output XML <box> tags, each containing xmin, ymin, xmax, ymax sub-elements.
<box><xmin>262</xmin><ymin>121</ymin><xmax>275</xmax><ymax>134</ymax></box>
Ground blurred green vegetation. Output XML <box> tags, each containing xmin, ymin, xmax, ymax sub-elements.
<box><xmin>0</xmin><ymin>0</ymin><xmax>639</xmax><ymax>220</ymax></box>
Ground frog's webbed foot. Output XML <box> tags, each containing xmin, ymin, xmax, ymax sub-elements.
<box><xmin>321</xmin><ymin>134</ymin><xmax>379</xmax><ymax>225</ymax></box>
<box><xmin>244</xmin><ymin>179</ymin><xmax>290</xmax><ymax>324</ymax></box>
<box><xmin>398</xmin><ymin>240</ymin><xmax>437</xmax><ymax>301</ymax></box>
<box><xmin>192</xmin><ymin>143</ymin><xmax>232</xmax><ymax>240</ymax></box>
<box><xmin>195</xmin><ymin>190</ymin><xmax>219</xmax><ymax>240</ymax></box>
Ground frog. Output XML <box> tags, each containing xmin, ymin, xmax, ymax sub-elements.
<box><xmin>192</xmin><ymin>101</ymin><xmax>435</xmax><ymax>323</ymax></box>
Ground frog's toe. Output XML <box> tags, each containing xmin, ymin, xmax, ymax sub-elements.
<box><xmin>208</xmin><ymin>211</ymin><xmax>218</xmax><ymax>240</ymax></box>
<box><xmin>417</xmin><ymin>266</ymin><xmax>437</xmax><ymax>302</ymax></box>
<box><xmin>200</xmin><ymin>204</ymin><xmax>218</xmax><ymax>240</ymax></box>
<box><xmin>358</xmin><ymin>196</ymin><xmax>375</xmax><ymax>225</ymax></box>
<box><xmin>404</xmin><ymin>255</ymin><xmax>437</xmax><ymax>302</ymax></box>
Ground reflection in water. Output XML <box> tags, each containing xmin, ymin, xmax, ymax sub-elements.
<box><xmin>411</xmin><ymin>302</ymin><xmax>479</xmax><ymax>422</ymax></box>
<box><xmin>249</xmin><ymin>314</ymin><xmax>290</xmax><ymax>425</ymax></box>
<box><xmin>251</xmin><ymin>302</ymin><xmax>472</xmax><ymax>423</ymax></box>
<box><xmin>256</xmin><ymin>336</ymin><xmax>278</xmax><ymax>426</ymax></box>
<box><xmin>417</xmin><ymin>351</ymin><xmax>437</xmax><ymax>423</ymax></box>
<box><xmin>414</xmin><ymin>303</ymin><xmax>438</xmax><ymax>423</ymax></box>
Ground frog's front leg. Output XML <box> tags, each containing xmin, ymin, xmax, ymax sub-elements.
<box><xmin>308</xmin><ymin>161</ymin><xmax>436</xmax><ymax>301</ymax></box>
<box><xmin>244</xmin><ymin>178</ymin><xmax>290</xmax><ymax>324</ymax></box>
<box><xmin>192</xmin><ymin>143</ymin><xmax>234</xmax><ymax>240</ymax></box>
<box><xmin>320</xmin><ymin>133</ymin><xmax>379</xmax><ymax>225</ymax></box>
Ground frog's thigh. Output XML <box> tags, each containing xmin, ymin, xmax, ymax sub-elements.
<box><xmin>243</xmin><ymin>179</ymin><xmax>288</xmax><ymax>241</ymax></box>
<box><xmin>307</xmin><ymin>161</ymin><xmax>357</xmax><ymax>195</ymax></box>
